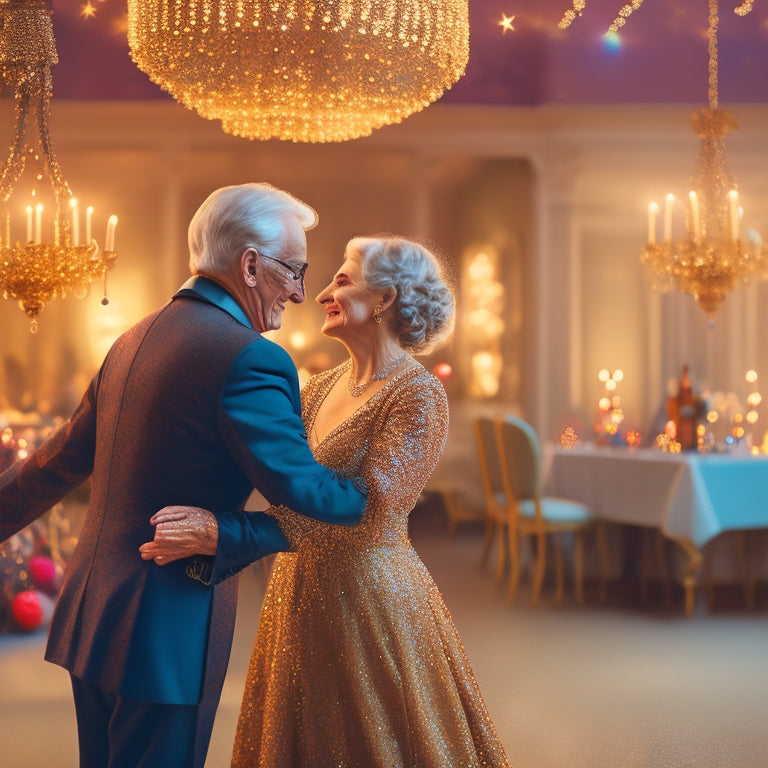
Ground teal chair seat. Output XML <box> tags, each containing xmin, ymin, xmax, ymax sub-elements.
<box><xmin>519</xmin><ymin>498</ymin><xmax>591</xmax><ymax>523</ymax></box>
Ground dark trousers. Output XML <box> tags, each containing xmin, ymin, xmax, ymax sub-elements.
<box><xmin>70</xmin><ymin>675</ymin><xmax>212</xmax><ymax>768</ymax></box>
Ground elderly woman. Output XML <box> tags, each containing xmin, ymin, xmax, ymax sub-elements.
<box><xmin>153</xmin><ymin>235</ymin><xmax>510</xmax><ymax>767</ymax></box>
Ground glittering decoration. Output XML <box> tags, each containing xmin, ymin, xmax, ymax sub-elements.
<box><xmin>0</xmin><ymin>0</ymin><xmax>118</xmax><ymax>331</ymax></box>
<box><xmin>79</xmin><ymin>1</ymin><xmax>98</xmax><ymax>19</ymax></box>
<box><xmin>640</xmin><ymin>0</ymin><xmax>768</xmax><ymax>317</ymax></box>
<box><xmin>558</xmin><ymin>0</ymin><xmax>586</xmax><ymax>29</ymax></box>
<box><xmin>560</xmin><ymin>426</ymin><xmax>579</xmax><ymax>448</ymax></box>
<box><xmin>594</xmin><ymin>368</ymin><xmax>626</xmax><ymax>442</ymax></box>
<box><xmin>559</xmin><ymin>0</ymin><xmax>753</xmax><ymax>32</ymax></box>
<box><xmin>608</xmin><ymin>1</ymin><xmax>646</xmax><ymax>33</ymax></box>
<box><xmin>499</xmin><ymin>13</ymin><xmax>516</xmax><ymax>33</ymax></box>
<box><xmin>127</xmin><ymin>0</ymin><xmax>469</xmax><ymax>143</ymax></box>
<box><xmin>654</xmin><ymin>433</ymin><xmax>682</xmax><ymax>453</ymax></box>
<box><xmin>0</xmin><ymin>419</ymin><xmax>75</xmax><ymax>633</ymax></box>
<box><xmin>235</xmin><ymin>360</ymin><xmax>510</xmax><ymax>766</ymax></box>
<box><xmin>625</xmin><ymin>429</ymin><xmax>641</xmax><ymax>446</ymax></box>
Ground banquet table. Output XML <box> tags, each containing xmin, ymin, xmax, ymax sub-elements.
<box><xmin>545</xmin><ymin>445</ymin><xmax>768</xmax><ymax>614</ymax></box>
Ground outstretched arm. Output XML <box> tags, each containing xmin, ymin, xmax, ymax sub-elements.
<box><xmin>0</xmin><ymin>376</ymin><xmax>97</xmax><ymax>543</ymax></box>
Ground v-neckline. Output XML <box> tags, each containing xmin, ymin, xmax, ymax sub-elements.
<box><xmin>307</xmin><ymin>359</ymin><xmax>418</xmax><ymax>450</ymax></box>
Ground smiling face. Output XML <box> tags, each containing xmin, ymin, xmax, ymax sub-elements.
<box><xmin>315</xmin><ymin>246</ymin><xmax>382</xmax><ymax>342</ymax></box>
<box><xmin>243</xmin><ymin>214</ymin><xmax>308</xmax><ymax>332</ymax></box>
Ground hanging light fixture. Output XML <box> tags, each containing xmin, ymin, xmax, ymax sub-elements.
<box><xmin>559</xmin><ymin>0</ymin><xmax>768</xmax><ymax>317</ymax></box>
<box><xmin>126</xmin><ymin>0</ymin><xmax>469</xmax><ymax>143</ymax></box>
<box><xmin>0</xmin><ymin>0</ymin><xmax>118</xmax><ymax>333</ymax></box>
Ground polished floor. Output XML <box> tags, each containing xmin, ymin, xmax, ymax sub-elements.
<box><xmin>1</xmin><ymin>507</ymin><xmax>767</xmax><ymax>768</ymax></box>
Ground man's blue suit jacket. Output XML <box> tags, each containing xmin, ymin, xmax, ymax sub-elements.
<box><xmin>0</xmin><ymin>276</ymin><xmax>366</xmax><ymax>707</ymax></box>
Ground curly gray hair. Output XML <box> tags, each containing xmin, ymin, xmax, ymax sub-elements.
<box><xmin>351</xmin><ymin>235</ymin><xmax>455</xmax><ymax>353</ymax></box>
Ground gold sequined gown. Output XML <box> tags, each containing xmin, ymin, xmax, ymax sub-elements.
<box><xmin>232</xmin><ymin>359</ymin><xmax>511</xmax><ymax>768</ymax></box>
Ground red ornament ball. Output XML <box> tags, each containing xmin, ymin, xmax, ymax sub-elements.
<box><xmin>11</xmin><ymin>591</ymin><xmax>43</xmax><ymax>631</ymax></box>
<box><xmin>10</xmin><ymin>590</ymin><xmax>55</xmax><ymax>632</ymax></box>
<box><xmin>29</xmin><ymin>555</ymin><xmax>57</xmax><ymax>591</ymax></box>
<box><xmin>433</xmin><ymin>362</ymin><xmax>453</xmax><ymax>381</ymax></box>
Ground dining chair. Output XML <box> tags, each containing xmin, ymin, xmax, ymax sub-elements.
<box><xmin>495</xmin><ymin>415</ymin><xmax>595</xmax><ymax>606</ymax></box>
<box><xmin>474</xmin><ymin>416</ymin><xmax>508</xmax><ymax>581</ymax></box>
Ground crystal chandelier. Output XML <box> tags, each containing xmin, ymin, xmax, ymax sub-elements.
<box><xmin>0</xmin><ymin>0</ymin><xmax>118</xmax><ymax>333</ymax></box>
<box><xmin>126</xmin><ymin>0</ymin><xmax>469</xmax><ymax>143</ymax></box>
<box><xmin>560</xmin><ymin>0</ymin><xmax>768</xmax><ymax>317</ymax></box>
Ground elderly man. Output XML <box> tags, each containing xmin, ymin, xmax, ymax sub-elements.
<box><xmin>0</xmin><ymin>183</ymin><xmax>366</xmax><ymax>768</ymax></box>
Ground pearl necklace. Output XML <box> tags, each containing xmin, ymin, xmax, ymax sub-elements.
<box><xmin>347</xmin><ymin>352</ymin><xmax>406</xmax><ymax>397</ymax></box>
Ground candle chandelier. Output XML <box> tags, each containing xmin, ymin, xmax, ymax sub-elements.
<box><xmin>126</xmin><ymin>0</ymin><xmax>469</xmax><ymax>143</ymax></box>
<box><xmin>0</xmin><ymin>0</ymin><xmax>118</xmax><ymax>333</ymax></box>
<box><xmin>560</xmin><ymin>0</ymin><xmax>768</xmax><ymax>317</ymax></box>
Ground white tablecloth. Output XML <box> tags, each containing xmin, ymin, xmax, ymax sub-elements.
<box><xmin>546</xmin><ymin>445</ymin><xmax>768</xmax><ymax>548</ymax></box>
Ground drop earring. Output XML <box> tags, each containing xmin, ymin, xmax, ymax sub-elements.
<box><xmin>372</xmin><ymin>305</ymin><xmax>382</xmax><ymax>324</ymax></box>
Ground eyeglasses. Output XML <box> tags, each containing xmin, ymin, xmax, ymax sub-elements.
<box><xmin>255</xmin><ymin>250</ymin><xmax>308</xmax><ymax>291</ymax></box>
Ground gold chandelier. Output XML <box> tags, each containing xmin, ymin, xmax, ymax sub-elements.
<box><xmin>126</xmin><ymin>0</ymin><xmax>469</xmax><ymax>143</ymax></box>
<box><xmin>0</xmin><ymin>0</ymin><xmax>118</xmax><ymax>333</ymax></box>
<box><xmin>560</xmin><ymin>0</ymin><xmax>768</xmax><ymax>317</ymax></box>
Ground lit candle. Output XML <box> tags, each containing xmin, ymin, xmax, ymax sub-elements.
<box><xmin>647</xmin><ymin>202</ymin><xmax>659</xmax><ymax>244</ymax></box>
<box><xmin>664</xmin><ymin>194</ymin><xmax>674</xmax><ymax>241</ymax></box>
<box><xmin>729</xmin><ymin>190</ymin><xmax>739</xmax><ymax>241</ymax></box>
<box><xmin>34</xmin><ymin>203</ymin><xmax>43</xmax><ymax>244</ymax></box>
<box><xmin>688</xmin><ymin>191</ymin><xmax>700</xmax><ymax>242</ymax></box>
<box><xmin>69</xmin><ymin>198</ymin><xmax>79</xmax><ymax>246</ymax></box>
<box><xmin>86</xmin><ymin>206</ymin><xmax>93</xmax><ymax>243</ymax></box>
<box><xmin>25</xmin><ymin>205</ymin><xmax>33</xmax><ymax>243</ymax></box>
<box><xmin>105</xmin><ymin>215</ymin><xmax>118</xmax><ymax>251</ymax></box>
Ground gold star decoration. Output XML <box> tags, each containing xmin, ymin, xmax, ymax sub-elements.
<box><xmin>499</xmin><ymin>14</ymin><xmax>516</xmax><ymax>33</ymax></box>
<box><xmin>80</xmin><ymin>2</ymin><xmax>97</xmax><ymax>19</ymax></box>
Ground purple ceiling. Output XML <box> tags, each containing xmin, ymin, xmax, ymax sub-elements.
<box><xmin>40</xmin><ymin>1</ymin><xmax>768</xmax><ymax>106</ymax></box>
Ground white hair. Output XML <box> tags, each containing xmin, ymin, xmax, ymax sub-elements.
<box><xmin>188</xmin><ymin>182</ymin><xmax>317</xmax><ymax>275</ymax></box>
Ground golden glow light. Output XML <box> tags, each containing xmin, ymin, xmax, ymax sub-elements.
<box><xmin>625</xmin><ymin>429</ymin><xmax>641</xmax><ymax>446</ymax></box>
<box><xmin>464</xmin><ymin>249</ymin><xmax>504</xmax><ymax>398</ymax></box>
<box><xmin>498</xmin><ymin>14</ymin><xmax>516</xmax><ymax>33</ymax></box>
<box><xmin>0</xmin><ymin>0</ymin><xmax>117</xmax><ymax>332</ymax></box>
<box><xmin>560</xmin><ymin>426</ymin><xmax>579</xmax><ymax>448</ymax></box>
<box><xmin>127</xmin><ymin>0</ymin><xmax>469</xmax><ymax>143</ymax></box>
<box><xmin>79</xmin><ymin>2</ymin><xmax>98</xmax><ymax>19</ymax></box>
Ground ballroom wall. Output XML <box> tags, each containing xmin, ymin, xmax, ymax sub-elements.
<box><xmin>2</xmin><ymin>99</ymin><xmax>768</xmax><ymax>468</ymax></box>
